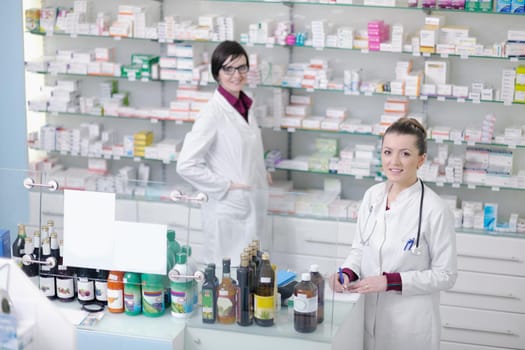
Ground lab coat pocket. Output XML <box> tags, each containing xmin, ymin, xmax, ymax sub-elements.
<box><xmin>216</xmin><ymin>190</ymin><xmax>251</xmax><ymax>220</ymax></box>
<box><xmin>361</xmin><ymin>245</ymin><xmax>378</xmax><ymax>277</ymax></box>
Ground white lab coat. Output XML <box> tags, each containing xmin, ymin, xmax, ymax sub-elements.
<box><xmin>343</xmin><ymin>180</ymin><xmax>457</xmax><ymax>350</ymax></box>
<box><xmin>176</xmin><ymin>90</ymin><xmax>269</xmax><ymax>267</ymax></box>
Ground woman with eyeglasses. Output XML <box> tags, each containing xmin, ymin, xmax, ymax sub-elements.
<box><xmin>328</xmin><ymin>118</ymin><xmax>457</xmax><ymax>350</ymax></box>
<box><xmin>177</xmin><ymin>41</ymin><xmax>271</xmax><ymax>267</ymax></box>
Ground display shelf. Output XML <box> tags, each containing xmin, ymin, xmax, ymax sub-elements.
<box><xmin>30</xmin><ymin>110</ymin><xmax>195</xmax><ymax>125</ymax></box>
<box><xmin>274</xmin><ymin>166</ymin><xmax>525</xmax><ymax>192</ymax></box>
<box><xmin>185</xmin><ymin>298</ymin><xmax>359</xmax><ymax>342</ymax></box>
<box><xmin>27</xmin><ymin>147</ymin><xmax>177</xmax><ymax>165</ymax></box>
<box><xmin>205</xmin><ymin>0</ymin><xmax>525</xmax><ymax>16</ymax></box>
<box><xmin>28</xmin><ymin>28</ymin><xmax>522</xmax><ymax>64</ymax></box>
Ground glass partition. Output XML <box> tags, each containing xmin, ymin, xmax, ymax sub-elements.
<box><xmin>6</xmin><ymin>170</ymin><xmax>363</xmax><ymax>346</ymax></box>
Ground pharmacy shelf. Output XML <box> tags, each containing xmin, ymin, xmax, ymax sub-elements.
<box><xmin>274</xmin><ymin>165</ymin><xmax>525</xmax><ymax>192</ymax></box>
<box><xmin>206</xmin><ymin>0</ymin><xmax>525</xmax><ymax>16</ymax></box>
<box><xmin>259</xmin><ymin>83</ymin><xmax>525</xmax><ymax>106</ymax></box>
<box><xmin>32</xmin><ymin>110</ymin><xmax>525</xmax><ymax>150</ymax></box>
<box><xmin>27</xmin><ymin>147</ymin><xmax>177</xmax><ymax>165</ymax></box>
<box><xmin>247</xmin><ymin>41</ymin><xmax>524</xmax><ymax>62</ymax></box>
<box><xmin>31</xmin><ymin>187</ymin><xmax>524</xmax><ymax>238</ymax></box>
<box><xmin>28</xmin><ymin>28</ymin><xmax>524</xmax><ymax>63</ymax></box>
<box><xmin>29</xmin><ymin>110</ymin><xmax>194</xmax><ymax>125</ymax></box>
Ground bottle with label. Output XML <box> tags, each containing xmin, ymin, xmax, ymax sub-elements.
<box><xmin>12</xmin><ymin>223</ymin><xmax>26</xmax><ymax>267</ymax></box>
<box><xmin>94</xmin><ymin>269</ymin><xmax>109</xmax><ymax>305</ymax></box>
<box><xmin>201</xmin><ymin>266</ymin><xmax>217</xmax><ymax>324</ymax></box>
<box><xmin>107</xmin><ymin>270</ymin><xmax>124</xmax><ymax>313</ymax></box>
<box><xmin>76</xmin><ymin>268</ymin><xmax>95</xmax><ymax>304</ymax></box>
<box><xmin>207</xmin><ymin>263</ymin><xmax>219</xmax><ymax>288</ymax></box>
<box><xmin>169</xmin><ymin>252</ymin><xmax>194</xmax><ymax>318</ymax></box>
<box><xmin>32</xmin><ymin>230</ymin><xmax>41</xmax><ymax>266</ymax></box>
<box><xmin>165</xmin><ymin>229</ymin><xmax>181</xmax><ymax>306</ymax></box>
<box><xmin>236</xmin><ymin>253</ymin><xmax>253</xmax><ymax>326</ymax></box>
<box><xmin>142</xmin><ymin>273</ymin><xmax>165</xmax><ymax>317</ymax></box>
<box><xmin>50</xmin><ymin>231</ymin><xmax>60</xmax><ymax>262</ymax></box>
<box><xmin>243</xmin><ymin>247</ymin><xmax>256</xmax><ymax>292</ymax></box>
<box><xmin>309</xmin><ymin>264</ymin><xmax>324</xmax><ymax>324</ymax></box>
<box><xmin>39</xmin><ymin>237</ymin><xmax>57</xmax><ymax>300</ymax></box>
<box><xmin>254</xmin><ymin>252</ymin><xmax>275</xmax><ymax>327</ymax></box>
<box><xmin>56</xmin><ymin>239</ymin><xmax>75</xmax><ymax>302</ymax></box>
<box><xmin>22</xmin><ymin>237</ymin><xmax>38</xmax><ymax>285</ymax></box>
<box><xmin>217</xmin><ymin>258</ymin><xmax>236</xmax><ymax>324</ymax></box>
<box><xmin>181</xmin><ymin>245</ymin><xmax>199</xmax><ymax>306</ymax></box>
<box><xmin>294</xmin><ymin>273</ymin><xmax>318</xmax><ymax>333</ymax></box>
<box><xmin>124</xmin><ymin>272</ymin><xmax>142</xmax><ymax>316</ymax></box>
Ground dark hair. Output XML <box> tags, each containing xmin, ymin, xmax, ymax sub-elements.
<box><xmin>383</xmin><ymin>117</ymin><xmax>427</xmax><ymax>155</ymax></box>
<box><xmin>211</xmin><ymin>41</ymin><xmax>250</xmax><ymax>82</ymax></box>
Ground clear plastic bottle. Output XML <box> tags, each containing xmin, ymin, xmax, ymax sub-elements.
<box><xmin>294</xmin><ymin>273</ymin><xmax>318</xmax><ymax>333</ymax></box>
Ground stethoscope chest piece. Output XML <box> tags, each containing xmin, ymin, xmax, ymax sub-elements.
<box><xmin>411</xmin><ymin>246</ymin><xmax>423</xmax><ymax>256</ymax></box>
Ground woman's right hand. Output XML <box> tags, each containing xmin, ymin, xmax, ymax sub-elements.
<box><xmin>229</xmin><ymin>182</ymin><xmax>250</xmax><ymax>190</ymax></box>
<box><xmin>328</xmin><ymin>272</ymin><xmax>348</xmax><ymax>293</ymax></box>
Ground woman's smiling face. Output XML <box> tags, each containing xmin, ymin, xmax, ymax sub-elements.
<box><xmin>381</xmin><ymin>132</ymin><xmax>426</xmax><ymax>188</ymax></box>
<box><xmin>218</xmin><ymin>55</ymin><xmax>248</xmax><ymax>98</ymax></box>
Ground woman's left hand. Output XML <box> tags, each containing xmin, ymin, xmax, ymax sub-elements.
<box><xmin>346</xmin><ymin>275</ymin><xmax>387</xmax><ymax>294</ymax></box>
<box><xmin>267</xmin><ymin>172</ymin><xmax>273</xmax><ymax>185</ymax></box>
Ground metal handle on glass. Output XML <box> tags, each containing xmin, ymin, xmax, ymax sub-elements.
<box><xmin>169</xmin><ymin>190</ymin><xmax>208</xmax><ymax>204</ymax></box>
<box><xmin>23</xmin><ymin>177</ymin><xmax>59</xmax><ymax>192</ymax></box>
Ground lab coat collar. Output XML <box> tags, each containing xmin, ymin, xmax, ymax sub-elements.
<box><xmin>387</xmin><ymin>179</ymin><xmax>422</xmax><ymax>207</ymax></box>
<box><xmin>213</xmin><ymin>90</ymin><xmax>255</xmax><ymax>128</ymax></box>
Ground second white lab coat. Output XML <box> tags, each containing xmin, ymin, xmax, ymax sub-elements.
<box><xmin>343</xmin><ymin>180</ymin><xmax>457</xmax><ymax>350</ymax></box>
<box><xmin>176</xmin><ymin>90</ymin><xmax>269</xmax><ymax>267</ymax></box>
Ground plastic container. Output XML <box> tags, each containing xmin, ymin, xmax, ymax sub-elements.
<box><xmin>141</xmin><ymin>273</ymin><xmax>165</xmax><ymax>317</ymax></box>
<box><xmin>124</xmin><ymin>272</ymin><xmax>142</xmax><ymax>316</ymax></box>
<box><xmin>107</xmin><ymin>271</ymin><xmax>125</xmax><ymax>313</ymax></box>
<box><xmin>169</xmin><ymin>252</ymin><xmax>194</xmax><ymax>318</ymax></box>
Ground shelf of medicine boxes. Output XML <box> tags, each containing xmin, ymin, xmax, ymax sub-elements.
<box><xmin>28</xmin><ymin>31</ymin><xmax>525</xmax><ymax>62</ymax></box>
<box><xmin>272</xmin><ymin>165</ymin><xmax>525</xmax><ymax>192</ymax></box>
<box><xmin>30</xmin><ymin>109</ymin><xmax>525</xmax><ymax>151</ymax></box>
<box><xmin>26</xmin><ymin>184</ymin><xmax>525</xmax><ymax>238</ymax></box>
<box><xmin>27</xmin><ymin>29</ymin><xmax>524</xmax><ymax>63</ymax></box>
<box><xmin>30</xmin><ymin>109</ymin><xmax>195</xmax><ymax>125</ymax></box>
<box><xmin>26</xmin><ymin>70</ymin><xmax>525</xmax><ymax>106</ymax></box>
<box><xmin>27</xmin><ymin>146</ymin><xmax>177</xmax><ymax>165</ymax></box>
<box><xmin>206</xmin><ymin>0</ymin><xmax>525</xmax><ymax>16</ymax></box>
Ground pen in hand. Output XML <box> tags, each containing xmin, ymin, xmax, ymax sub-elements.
<box><xmin>338</xmin><ymin>267</ymin><xmax>344</xmax><ymax>285</ymax></box>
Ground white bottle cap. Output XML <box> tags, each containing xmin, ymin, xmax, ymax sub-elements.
<box><xmin>301</xmin><ymin>273</ymin><xmax>311</xmax><ymax>281</ymax></box>
<box><xmin>309</xmin><ymin>264</ymin><xmax>319</xmax><ymax>272</ymax></box>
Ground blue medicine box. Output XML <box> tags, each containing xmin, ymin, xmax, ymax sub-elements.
<box><xmin>0</xmin><ymin>229</ymin><xmax>11</xmax><ymax>258</ymax></box>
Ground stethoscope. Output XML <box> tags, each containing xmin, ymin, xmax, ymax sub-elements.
<box><xmin>359</xmin><ymin>179</ymin><xmax>425</xmax><ymax>256</ymax></box>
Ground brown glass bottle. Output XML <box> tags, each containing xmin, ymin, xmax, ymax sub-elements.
<box><xmin>254</xmin><ymin>252</ymin><xmax>275</xmax><ymax>327</ymax></box>
<box><xmin>294</xmin><ymin>273</ymin><xmax>318</xmax><ymax>333</ymax></box>
<box><xmin>216</xmin><ymin>258</ymin><xmax>236</xmax><ymax>324</ymax></box>
<box><xmin>310</xmin><ymin>264</ymin><xmax>325</xmax><ymax>323</ymax></box>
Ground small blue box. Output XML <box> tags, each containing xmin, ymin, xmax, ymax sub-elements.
<box><xmin>0</xmin><ymin>229</ymin><xmax>11</xmax><ymax>258</ymax></box>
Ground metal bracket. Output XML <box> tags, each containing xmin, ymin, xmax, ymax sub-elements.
<box><xmin>169</xmin><ymin>190</ymin><xmax>208</xmax><ymax>204</ymax></box>
<box><xmin>23</xmin><ymin>177</ymin><xmax>59</xmax><ymax>192</ymax></box>
<box><xmin>168</xmin><ymin>269</ymin><xmax>205</xmax><ymax>283</ymax></box>
<box><xmin>20</xmin><ymin>255</ymin><xmax>57</xmax><ymax>269</ymax></box>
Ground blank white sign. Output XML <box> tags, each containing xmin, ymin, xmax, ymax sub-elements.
<box><xmin>63</xmin><ymin>190</ymin><xmax>167</xmax><ymax>274</ymax></box>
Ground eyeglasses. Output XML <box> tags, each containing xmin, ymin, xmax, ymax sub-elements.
<box><xmin>221</xmin><ymin>64</ymin><xmax>249</xmax><ymax>75</ymax></box>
